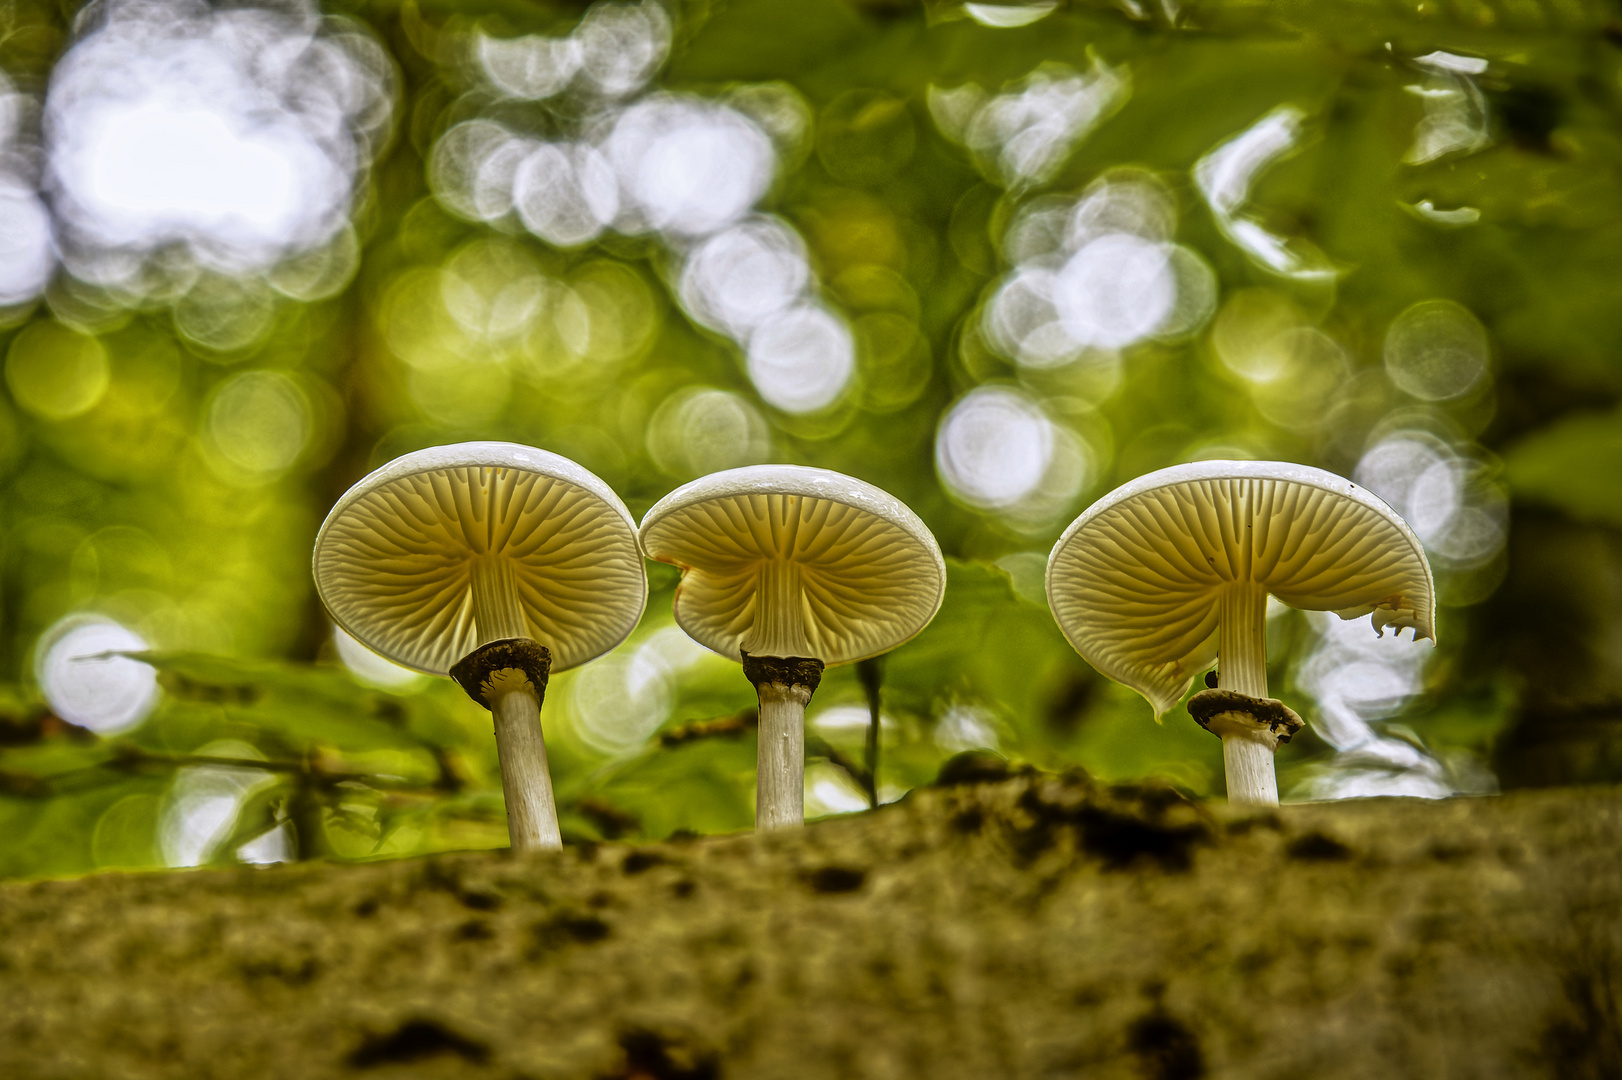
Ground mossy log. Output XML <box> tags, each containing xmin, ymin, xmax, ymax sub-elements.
<box><xmin>1</xmin><ymin>766</ymin><xmax>1619</xmax><ymax>1079</ymax></box>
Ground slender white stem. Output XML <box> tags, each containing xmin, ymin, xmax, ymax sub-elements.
<box><xmin>470</xmin><ymin>557</ymin><xmax>527</xmax><ymax>644</ymax></box>
<box><xmin>468</xmin><ymin>556</ymin><xmax>558</xmax><ymax>850</ymax></box>
<box><xmin>756</xmin><ymin>679</ymin><xmax>810</xmax><ymax>831</ymax></box>
<box><xmin>1222</xmin><ymin>735</ymin><xmax>1278</xmax><ymax>808</ymax></box>
<box><xmin>1218</xmin><ymin>581</ymin><xmax>1279</xmax><ymax>807</ymax></box>
<box><xmin>490</xmin><ymin>685</ymin><xmax>561</xmax><ymax>851</ymax></box>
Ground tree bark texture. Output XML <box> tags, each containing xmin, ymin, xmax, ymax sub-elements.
<box><xmin>1</xmin><ymin>768</ymin><xmax>1619</xmax><ymax>1080</ymax></box>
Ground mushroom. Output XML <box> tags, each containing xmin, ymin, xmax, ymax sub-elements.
<box><xmin>1045</xmin><ymin>460</ymin><xmax>1435</xmax><ymax>806</ymax></box>
<box><xmin>638</xmin><ymin>465</ymin><xmax>945</xmax><ymax>830</ymax></box>
<box><xmin>313</xmin><ymin>442</ymin><xmax>646</xmax><ymax>851</ymax></box>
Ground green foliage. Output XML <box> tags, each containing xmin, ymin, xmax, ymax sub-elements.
<box><xmin>1504</xmin><ymin>408</ymin><xmax>1622</xmax><ymax>528</ymax></box>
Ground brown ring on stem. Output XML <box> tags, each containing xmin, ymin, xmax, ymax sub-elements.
<box><xmin>450</xmin><ymin>638</ymin><xmax>559</xmax><ymax>852</ymax></box>
<box><xmin>451</xmin><ymin>638</ymin><xmax>552</xmax><ymax>708</ymax></box>
<box><xmin>1187</xmin><ymin>688</ymin><xmax>1304</xmax><ymax>743</ymax></box>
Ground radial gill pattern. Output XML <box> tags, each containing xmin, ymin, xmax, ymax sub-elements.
<box><xmin>642</xmin><ymin>487</ymin><xmax>944</xmax><ymax>665</ymax></box>
<box><xmin>315</xmin><ymin>463</ymin><xmax>644</xmax><ymax>675</ymax></box>
<box><xmin>1047</xmin><ymin>462</ymin><xmax>1435</xmax><ymax>718</ymax></box>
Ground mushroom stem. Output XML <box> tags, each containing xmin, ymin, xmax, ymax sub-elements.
<box><xmin>742</xmin><ymin>653</ymin><xmax>823</xmax><ymax>831</ymax></box>
<box><xmin>461</xmin><ymin>563</ymin><xmax>560</xmax><ymax>851</ymax></box>
<box><xmin>490</xmin><ymin>677</ymin><xmax>562</xmax><ymax>851</ymax></box>
<box><xmin>1217</xmin><ymin>581</ymin><xmax>1279</xmax><ymax>807</ymax></box>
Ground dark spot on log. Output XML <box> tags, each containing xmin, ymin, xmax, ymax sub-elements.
<box><xmin>1287</xmin><ymin>832</ymin><xmax>1353</xmax><ymax>862</ymax></box>
<box><xmin>667</xmin><ymin>828</ymin><xmax>701</xmax><ymax>843</ymax></box>
<box><xmin>1007</xmin><ymin>786</ymin><xmax>1208</xmax><ymax>871</ymax></box>
<box><xmin>455</xmin><ymin>919</ymin><xmax>493</xmax><ymax>941</ymax></box>
<box><xmin>526</xmin><ymin>912</ymin><xmax>611</xmax><ymax>959</ymax></box>
<box><xmin>934</xmin><ymin>750</ymin><xmax>1012</xmax><ymax>787</ymax></box>
<box><xmin>1429</xmin><ymin>842</ymin><xmax>1475</xmax><ymax>862</ymax></box>
<box><xmin>1072</xmin><ymin>985</ymin><xmax>1105</xmax><ymax>1008</ymax></box>
<box><xmin>1075</xmin><ymin>806</ymin><xmax>1204</xmax><ymax>872</ymax></box>
<box><xmin>554</xmin><ymin>913</ymin><xmax>611</xmax><ymax>943</ymax></box>
<box><xmin>1540</xmin><ymin>967</ymin><xmax>1622</xmax><ymax>1075</ymax></box>
<box><xmin>623</xmin><ymin>850</ymin><xmax>664</xmax><ymax>875</ymax></box>
<box><xmin>458</xmin><ymin>889</ymin><xmax>503</xmax><ymax>911</ymax></box>
<box><xmin>352</xmin><ymin>898</ymin><xmax>378</xmax><ymax>917</ymax></box>
<box><xmin>348</xmin><ymin>1019</ymin><xmax>490</xmax><ymax>1068</ymax></box>
<box><xmin>1120</xmin><ymin>783</ymin><xmax>1187</xmax><ymax>815</ymax></box>
<box><xmin>588</xmin><ymin>890</ymin><xmax>613</xmax><ymax>909</ymax></box>
<box><xmin>1235</xmin><ymin>950</ymin><xmax>1273</xmax><ymax>975</ymax></box>
<box><xmin>601</xmin><ymin>1029</ymin><xmax>718</xmax><ymax>1080</ymax></box>
<box><xmin>1224</xmin><ymin>815</ymin><xmax>1282</xmax><ymax>837</ymax></box>
<box><xmin>805</xmin><ymin>866</ymin><xmax>866</xmax><ymax>893</ymax></box>
<box><xmin>951</xmin><ymin>807</ymin><xmax>984</xmax><ymax>834</ymax></box>
<box><xmin>240</xmin><ymin>956</ymin><xmax>320</xmax><ymax>986</ymax></box>
<box><xmin>671</xmin><ymin>879</ymin><xmax>695</xmax><ymax>899</ymax></box>
<box><xmin>1127</xmin><ymin>1012</ymin><xmax>1205</xmax><ymax>1080</ymax></box>
<box><xmin>1385</xmin><ymin>953</ymin><xmax>1418</xmax><ymax>984</ymax></box>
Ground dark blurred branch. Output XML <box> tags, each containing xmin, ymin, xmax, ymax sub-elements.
<box><xmin>658</xmin><ymin>708</ymin><xmax>759</xmax><ymax>747</ymax></box>
<box><xmin>857</xmin><ymin>657</ymin><xmax>884</xmax><ymax>810</ymax></box>
<box><xmin>805</xmin><ymin>734</ymin><xmax>871</xmax><ymax>797</ymax></box>
<box><xmin>0</xmin><ymin>743</ymin><xmax>453</xmax><ymax>800</ymax></box>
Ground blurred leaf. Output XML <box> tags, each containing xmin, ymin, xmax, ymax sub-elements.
<box><xmin>1503</xmin><ymin>408</ymin><xmax>1622</xmax><ymax>527</ymax></box>
<box><xmin>129</xmin><ymin>651</ymin><xmax>463</xmax><ymax>754</ymax></box>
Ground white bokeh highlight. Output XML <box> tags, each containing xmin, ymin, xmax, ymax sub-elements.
<box><xmin>985</xmin><ymin>174</ymin><xmax>1216</xmax><ymax>370</ymax></box>
<box><xmin>1354</xmin><ymin>432</ymin><xmax>1506</xmax><ymax>569</ymax></box>
<box><xmin>746</xmin><ymin>304</ymin><xmax>855</xmax><ymax>413</ymax></box>
<box><xmin>1195</xmin><ymin>107</ymin><xmax>1334</xmax><ymax>282</ymax></box>
<box><xmin>936</xmin><ymin>385</ymin><xmax>1089</xmax><ymax>528</ymax></box>
<box><xmin>334</xmin><ymin>625</ymin><xmax>424</xmax><ymax>691</ymax></box>
<box><xmin>36</xmin><ymin>616</ymin><xmax>160</xmax><ymax>735</ymax></box>
<box><xmin>45</xmin><ymin>0</ymin><xmax>395</xmax><ymax>287</ymax></box>
<box><xmin>1291</xmin><ymin>612</ymin><xmax>1457</xmax><ymax>801</ymax></box>
<box><xmin>930</xmin><ymin>58</ymin><xmax>1129</xmax><ymax>188</ymax></box>
<box><xmin>159</xmin><ymin>740</ymin><xmax>279</xmax><ymax>867</ymax></box>
<box><xmin>1405</xmin><ymin>51</ymin><xmax>1490</xmax><ymax>165</ymax></box>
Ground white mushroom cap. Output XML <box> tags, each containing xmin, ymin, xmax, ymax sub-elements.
<box><xmin>1046</xmin><ymin>459</ymin><xmax>1435</xmax><ymax>717</ymax></box>
<box><xmin>639</xmin><ymin>465</ymin><xmax>946</xmax><ymax>665</ymax></box>
<box><xmin>313</xmin><ymin>442</ymin><xmax>646</xmax><ymax>676</ymax></box>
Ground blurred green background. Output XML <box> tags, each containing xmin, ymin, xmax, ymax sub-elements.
<box><xmin>1</xmin><ymin>0</ymin><xmax>1619</xmax><ymax>878</ymax></box>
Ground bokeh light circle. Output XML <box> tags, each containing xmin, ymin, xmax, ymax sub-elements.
<box><xmin>35</xmin><ymin>615</ymin><xmax>160</xmax><ymax>735</ymax></box>
<box><xmin>936</xmin><ymin>385</ymin><xmax>1054</xmax><ymax>509</ymax></box>
<box><xmin>605</xmin><ymin>96</ymin><xmax>774</xmax><ymax>238</ymax></box>
<box><xmin>1383</xmin><ymin>299</ymin><xmax>1489</xmax><ymax>401</ymax></box>
<box><xmin>1052</xmin><ymin>233</ymin><xmax>1176</xmax><ymax>349</ymax></box>
<box><xmin>6</xmin><ymin>320</ymin><xmax>110</xmax><ymax>420</ymax></box>
<box><xmin>679</xmin><ymin>218</ymin><xmax>809</xmax><ymax>338</ymax></box>
<box><xmin>745</xmin><ymin>304</ymin><xmax>854</xmax><ymax>413</ymax></box>
<box><xmin>205</xmin><ymin>370</ymin><xmax>311</xmax><ymax>481</ymax></box>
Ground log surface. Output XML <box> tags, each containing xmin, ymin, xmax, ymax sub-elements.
<box><xmin>2</xmin><ymin>767</ymin><xmax>1619</xmax><ymax>1080</ymax></box>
